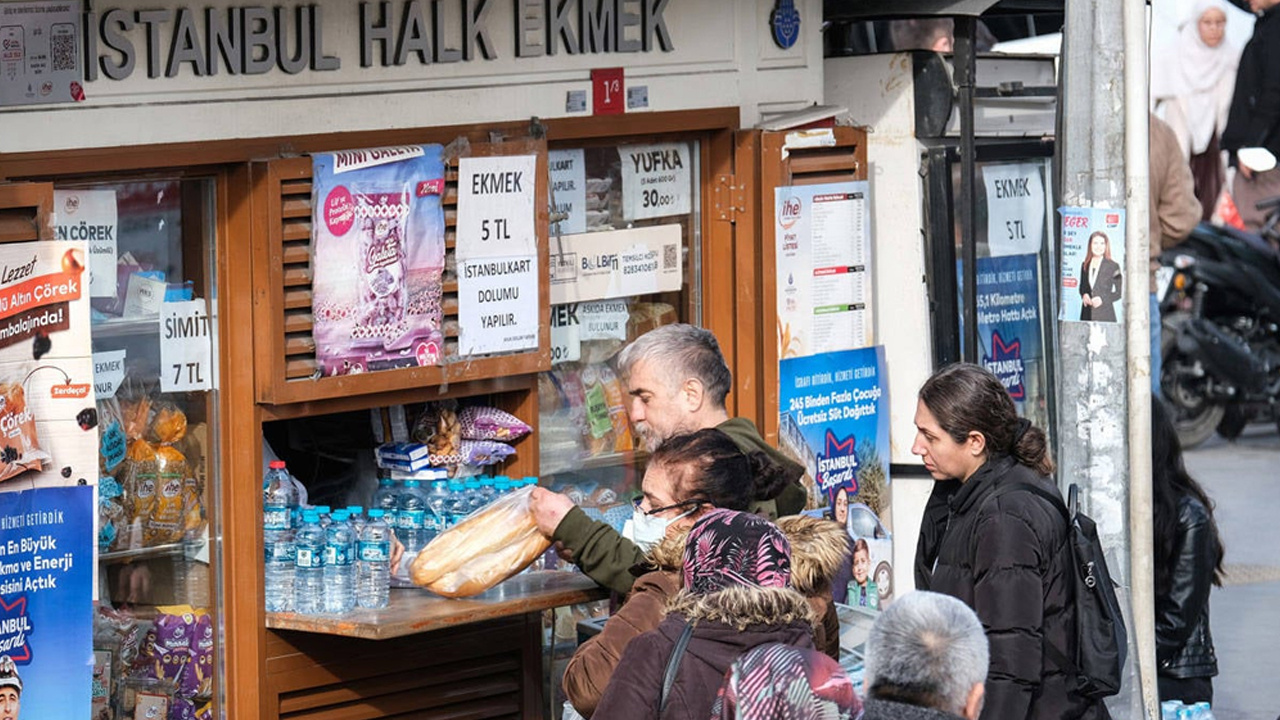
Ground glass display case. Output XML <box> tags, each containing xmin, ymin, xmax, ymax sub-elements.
<box><xmin>65</xmin><ymin>177</ymin><xmax>222</xmax><ymax>720</ymax></box>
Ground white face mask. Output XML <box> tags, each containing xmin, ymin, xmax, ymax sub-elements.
<box><xmin>622</xmin><ymin>506</ymin><xmax>695</xmax><ymax>552</ymax></box>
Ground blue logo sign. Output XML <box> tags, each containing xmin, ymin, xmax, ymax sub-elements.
<box><xmin>771</xmin><ymin>0</ymin><xmax>801</xmax><ymax>50</ymax></box>
<box><xmin>983</xmin><ymin>329</ymin><xmax>1026</xmax><ymax>400</ymax></box>
<box><xmin>816</xmin><ymin>429</ymin><xmax>859</xmax><ymax>494</ymax></box>
<box><xmin>0</xmin><ymin>594</ymin><xmax>33</xmax><ymax>663</ymax></box>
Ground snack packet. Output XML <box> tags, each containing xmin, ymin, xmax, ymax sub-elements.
<box><xmin>457</xmin><ymin>406</ymin><xmax>532</xmax><ymax>441</ymax></box>
<box><xmin>0</xmin><ymin>381</ymin><xmax>50</xmax><ymax>482</ymax></box>
<box><xmin>457</xmin><ymin>439</ymin><xmax>515</xmax><ymax>466</ymax></box>
<box><xmin>598</xmin><ymin>365</ymin><xmax>634</xmax><ymax>452</ymax></box>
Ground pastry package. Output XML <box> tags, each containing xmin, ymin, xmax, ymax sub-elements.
<box><xmin>457</xmin><ymin>439</ymin><xmax>515</xmax><ymax>466</ymax></box>
<box><xmin>146</xmin><ymin>405</ymin><xmax>189</xmax><ymax>546</ymax></box>
<box><xmin>410</xmin><ymin>485</ymin><xmax>550</xmax><ymax>598</ymax></box>
<box><xmin>120</xmin><ymin>397</ymin><xmax>157</xmax><ymax>551</ymax></box>
<box><xmin>0</xmin><ymin>380</ymin><xmax>50</xmax><ymax>482</ymax></box>
<box><xmin>597</xmin><ymin>365</ymin><xmax>634</xmax><ymax>452</ymax></box>
<box><xmin>457</xmin><ymin>406</ymin><xmax>532</xmax><ymax>441</ymax></box>
<box><xmin>311</xmin><ymin>146</ymin><xmax>447</xmax><ymax>376</ymax></box>
<box><xmin>412</xmin><ymin>402</ymin><xmax>463</xmax><ymax>466</ymax></box>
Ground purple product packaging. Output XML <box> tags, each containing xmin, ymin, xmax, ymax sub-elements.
<box><xmin>312</xmin><ymin>146</ymin><xmax>447</xmax><ymax>376</ymax></box>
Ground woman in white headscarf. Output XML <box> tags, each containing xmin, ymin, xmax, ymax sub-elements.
<box><xmin>1152</xmin><ymin>0</ymin><xmax>1241</xmax><ymax>220</ymax></box>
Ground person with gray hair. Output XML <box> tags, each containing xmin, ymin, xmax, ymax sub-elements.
<box><xmin>862</xmin><ymin>591</ymin><xmax>989</xmax><ymax>720</ymax></box>
<box><xmin>528</xmin><ymin>323</ymin><xmax>807</xmax><ymax>594</ymax></box>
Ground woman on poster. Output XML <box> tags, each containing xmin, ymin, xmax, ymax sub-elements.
<box><xmin>1079</xmin><ymin>231</ymin><xmax>1123</xmax><ymax>322</ymax></box>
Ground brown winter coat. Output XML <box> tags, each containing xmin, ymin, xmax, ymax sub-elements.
<box><xmin>592</xmin><ymin>585</ymin><xmax>817</xmax><ymax>720</ymax></box>
<box><xmin>562</xmin><ymin>516</ymin><xmax>849</xmax><ymax>717</ymax></box>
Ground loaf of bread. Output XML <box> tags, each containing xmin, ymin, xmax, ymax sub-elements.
<box><xmin>409</xmin><ymin>485</ymin><xmax>550</xmax><ymax>596</ymax></box>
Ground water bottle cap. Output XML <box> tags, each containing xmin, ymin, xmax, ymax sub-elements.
<box><xmin>302</xmin><ymin>512</ymin><xmax>320</xmax><ymax>522</ymax></box>
<box><xmin>379</xmin><ymin>477</ymin><xmax>394</xmax><ymax>485</ymax></box>
<box><xmin>331</xmin><ymin>510</ymin><xmax>349</xmax><ymax>521</ymax></box>
<box><xmin>346</xmin><ymin>505</ymin><xmax>363</xmax><ymax>514</ymax></box>
<box><xmin>523</xmin><ymin>476</ymin><xmax>537</xmax><ymax>485</ymax></box>
<box><xmin>465</xmin><ymin>479</ymin><xmax>480</xmax><ymax>488</ymax></box>
<box><xmin>480</xmin><ymin>477</ymin><xmax>494</xmax><ymax>486</ymax></box>
<box><xmin>404</xmin><ymin>479</ymin><xmax>421</xmax><ymax>487</ymax></box>
<box><xmin>315</xmin><ymin>505</ymin><xmax>331</xmax><ymax>513</ymax></box>
<box><xmin>269</xmin><ymin>460</ymin><xmax>286</xmax><ymax>469</ymax></box>
<box><xmin>367</xmin><ymin>509</ymin><xmax>384</xmax><ymax>518</ymax></box>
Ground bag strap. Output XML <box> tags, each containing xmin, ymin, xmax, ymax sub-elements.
<box><xmin>659</xmin><ymin>621</ymin><xmax>696</xmax><ymax>717</ymax></box>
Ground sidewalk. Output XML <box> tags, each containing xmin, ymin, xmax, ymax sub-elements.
<box><xmin>1184</xmin><ymin>427</ymin><xmax>1280</xmax><ymax>719</ymax></box>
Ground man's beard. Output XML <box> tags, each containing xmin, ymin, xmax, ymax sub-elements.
<box><xmin>635</xmin><ymin>422</ymin><xmax>662</xmax><ymax>453</ymax></box>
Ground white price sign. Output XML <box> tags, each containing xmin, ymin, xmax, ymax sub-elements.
<box><xmin>620</xmin><ymin>142</ymin><xmax>692</xmax><ymax>220</ymax></box>
<box><xmin>983</xmin><ymin>163</ymin><xmax>1046</xmax><ymax>257</ymax></box>
<box><xmin>457</xmin><ymin>155</ymin><xmax>538</xmax><ymax>260</ymax></box>
<box><xmin>457</xmin><ymin>255</ymin><xmax>539</xmax><ymax>355</ymax></box>
<box><xmin>93</xmin><ymin>349</ymin><xmax>126</xmax><ymax>399</ymax></box>
<box><xmin>160</xmin><ymin>299</ymin><xmax>213</xmax><ymax>392</ymax></box>
<box><xmin>550</xmin><ymin>304</ymin><xmax>581</xmax><ymax>365</ymax></box>
<box><xmin>579</xmin><ymin>300</ymin><xmax>630</xmax><ymax>340</ymax></box>
<box><xmin>549</xmin><ymin>149</ymin><xmax>587</xmax><ymax>235</ymax></box>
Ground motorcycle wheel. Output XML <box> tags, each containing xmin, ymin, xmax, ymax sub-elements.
<box><xmin>1162</xmin><ymin>317</ymin><xmax>1225</xmax><ymax>449</ymax></box>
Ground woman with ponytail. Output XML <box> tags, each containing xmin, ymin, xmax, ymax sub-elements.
<box><xmin>911</xmin><ymin>363</ymin><xmax>1107</xmax><ymax>720</ymax></box>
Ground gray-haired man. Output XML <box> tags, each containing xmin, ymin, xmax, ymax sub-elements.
<box><xmin>863</xmin><ymin>591</ymin><xmax>989</xmax><ymax>720</ymax></box>
<box><xmin>528</xmin><ymin>324</ymin><xmax>806</xmax><ymax>594</ymax></box>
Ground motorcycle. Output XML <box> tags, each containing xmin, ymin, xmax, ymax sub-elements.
<box><xmin>1159</xmin><ymin>203</ymin><xmax>1280</xmax><ymax>448</ymax></box>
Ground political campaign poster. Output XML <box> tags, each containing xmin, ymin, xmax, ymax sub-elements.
<box><xmin>1059</xmin><ymin>207</ymin><xmax>1126</xmax><ymax>324</ymax></box>
<box><xmin>959</xmin><ymin>254</ymin><xmax>1050</xmax><ymax>428</ymax></box>
<box><xmin>0</xmin><ymin>484</ymin><xmax>94</xmax><ymax>719</ymax></box>
<box><xmin>982</xmin><ymin>162</ymin><xmax>1046</xmax><ymax>258</ymax></box>
<box><xmin>775</xmin><ymin>182</ymin><xmax>873</xmax><ymax>358</ymax></box>
<box><xmin>311</xmin><ymin>145</ymin><xmax>446</xmax><ymax>376</ymax></box>
<box><xmin>778</xmin><ymin>347</ymin><xmax>892</xmax><ymax>608</ymax></box>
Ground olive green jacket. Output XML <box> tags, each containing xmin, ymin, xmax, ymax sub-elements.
<box><xmin>553</xmin><ymin>418</ymin><xmax>809</xmax><ymax>595</ymax></box>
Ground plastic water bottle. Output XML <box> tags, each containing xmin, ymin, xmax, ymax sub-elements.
<box><xmin>478</xmin><ymin>477</ymin><xmax>497</xmax><ymax>506</ymax></box>
<box><xmin>346</xmin><ymin>506</ymin><xmax>366</xmax><ymax>538</ymax></box>
<box><xmin>263</xmin><ymin>528</ymin><xmax>295</xmax><ymax>612</ymax></box>
<box><xmin>263</xmin><ymin>460</ymin><xmax>299</xmax><ymax>530</ymax></box>
<box><xmin>1191</xmin><ymin>702</ymin><xmax>1214</xmax><ymax>720</ymax></box>
<box><xmin>357</xmin><ymin>509</ymin><xmax>392</xmax><ymax>609</ymax></box>
<box><xmin>293</xmin><ymin>512</ymin><xmax>326</xmax><ymax>615</ymax></box>
<box><xmin>312</xmin><ymin>505</ymin><xmax>332</xmax><ymax>528</ymax></box>
<box><xmin>397</xmin><ymin>480</ymin><xmax>428</xmax><ymax>549</ymax></box>
<box><xmin>323</xmin><ymin>511</ymin><xmax>356</xmax><ymax>614</ymax></box>
<box><xmin>424</xmin><ymin>480</ymin><xmax>451</xmax><ymax>541</ymax></box>
<box><xmin>372</xmin><ymin>477</ymin><xmax>400</xmax><ymax>527</ymax></box>
<box><xmin>445</xmin><ymin>480</ymin><xmax>469</xmax><ymax>526</ymax></box>
<box><xmin>462</xmin><ymin>479</ymin><xmax>483</xmax><ymax>513</ymax></box>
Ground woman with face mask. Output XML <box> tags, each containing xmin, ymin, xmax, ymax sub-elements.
<box><xmin>562</xmin><ymin>429</ymin><xmax>846</xmax><ymax>718</ymax></box>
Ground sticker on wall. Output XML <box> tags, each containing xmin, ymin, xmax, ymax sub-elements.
<box><xmin>1059</xmin><ymin>207</ymin><xmax>1126</xmax><ymax>324</ymax></box>
<box><xmin>619</xmin><ymin>142</ymin><xmax>692</xmax><ymax>221</ymax></box>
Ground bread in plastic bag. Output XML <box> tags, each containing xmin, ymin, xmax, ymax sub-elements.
<box><xmin>410</xmin><ymin>485</ymin><xmax>550</xmax><ymax>598</ymax></box>
<box><xmin>457</xmin><ymin>405</ymin><xmax>532</xmax><ymax>441</ymax></box>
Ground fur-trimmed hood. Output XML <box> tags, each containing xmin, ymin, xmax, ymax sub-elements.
<box><xmin>643</xmin><ymin>525</ymin><xmax>692</xmax><ymax>571</ymax></box>
<box><xmin>776</xmin><ymin>515</ymin><xmax>850</xmax><ymax>595</ymax></box>
<box><xmin>666</xmin><ymin>585</ymin><xmax>817</xmax><ymax>630</ymax></box>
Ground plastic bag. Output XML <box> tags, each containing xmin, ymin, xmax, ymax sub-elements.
<box><xmin>457</xmin><ymin>406</ymin><xmax>532</xmax><ymax>441</ymax></box>
<box><xmin>146</xmin><ymin>406</ymin><xmax>189</xmax><ymax>546</ymax></box>
<box><xmin>458</xmin><ymin>439</ymin><xmax>515</xmax><ymax>466</ymax></box>
<box><xmin>409</xmin><ymin>485</ymin><xmax>550</xmax><ymax>598</ymax></box>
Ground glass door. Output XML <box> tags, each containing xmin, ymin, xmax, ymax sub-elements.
<box><xmin>63</xmin><ymin>177</ymin><xmax>222</xmax><ymax>720</ymax></box>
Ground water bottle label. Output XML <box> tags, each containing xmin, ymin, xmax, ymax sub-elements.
<box><xmin>424</xmin><ymin>513</ymin><xmax>444</xmax><ymax>533</ymax></box>
<box><xmin>295</xmin><ymin>547</ymin><xmax>322</xmax><ymax>568</ymax></box>
<box><xmin>265</xmin><ymin>541</ymin><xmax>295</xmax><ymax>562</ymax></box>
<box><xmin>399</xmin><ymin>509</ymin><xmax>426</xmax><ymax>529</ymax></box>
<box><xmin>359</xmin><ymin>541</ymin><xmax>390</xmax><ymax>562</ymax></box>
<box><xmin>264</xmin><ymin>505</ymin><xmax>290</xmax><ymax>531</ymax></box>
<box><xmin>324</xmin><ymin>545</ymin><xmax>351</xmax><ymax>566</ymax></box>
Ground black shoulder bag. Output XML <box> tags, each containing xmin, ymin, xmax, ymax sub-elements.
<box><xmin>658</xmin><ymin>621</ymin><xmax>696</xmax><ymax>717</ymax></box>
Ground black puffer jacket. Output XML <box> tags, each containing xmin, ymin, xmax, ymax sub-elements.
<box><xmin>918</xmin><ymin>455</ymin><xmax>1108</xmax><ymax>720</ymax></box>
<box><xmin>1222</xmin><ymin>5</ymin><xmax>1280</xmax><ymax>158</ymax></box>
<box><xmin>1156</xmin><ymin>495</ymin><xmax>1219</xmax><ymax>680</ymax></box>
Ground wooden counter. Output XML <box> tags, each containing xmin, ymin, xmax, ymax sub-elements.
<box><xmin>265</xmin><ymin>570</ymin><xmax>607</xmax><ymax>640</ymax></box>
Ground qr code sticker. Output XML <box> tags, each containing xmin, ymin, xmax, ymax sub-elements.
<box><xmin>663</xmin><ymin>244</ymin><xmax>678</xmax><ymax>268</ymax></box>
<box><xmin>51</xmin><ymin>31</ymin><xmax>76</xmax><ymax>71</ymax></box>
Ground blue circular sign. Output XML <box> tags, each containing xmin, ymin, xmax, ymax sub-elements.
<box><xmin>772</xmin><ymin>0</ymin><xmax>801</xmax><ymax>50</ymax></box>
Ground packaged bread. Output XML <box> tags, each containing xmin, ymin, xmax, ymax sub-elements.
<box><xmin>409</xmin><ymin>485</ymin><xmax>550</xmax><ymax>598</ymax></box>
<box><xmin>146</xmin><ymin>406</ymin><xmax>189</xmax><ymax>546</ymax></box>
<box><xmin>598</xmin><ymin>365</ymin><xmax>634</xmax><ymax>452</ymax></box>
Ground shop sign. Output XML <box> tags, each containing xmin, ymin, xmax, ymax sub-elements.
<box><xmin>982</xmin><ymin>163</ymin><xmax>1045</xmax><ymax>257</ymax></box>
<box><xmin>457</xmin><ymin>255</ymin><xmax>539</xmax><ymax>355</ymax></box>
<box><xmin>83</xmin><ymin>0</ymin><xmax>675</xmax><ymax>82</ymax></box>
<box><xmin>0</xmin><ymin>0</ymin><xmax>84</xmax><ymax>107</ymax></box>
<box><xmin>0</xmin><ymin>485</ymin><xmax>95</xmax><ymax>718</ymax></box>
<box><xmin>549</xmin><ymin>224</ymin><xmax>682</xmax><ymax>304</ymax></box>
<box><xmin>549</xmin><ymin>150</ymin><xmax>587</xmax><ymax>236</ymax></box>
<box><xmin>159</xmin><ymin>299</ymin><xmax>213</xmax><ymax>392</ymax></box>
<box><xmin>53</xmin><ymin>189</ymin><xmax>118</xmax><ymax>298</ymax></box>
<box><xmin>619</xmin><ymin>142</ymin><xmax>692</xmax><ymax>220</ymax></box>
<box><xmin>775</xmin><ymin>181</ymin><xmax>873</xmax><ymax>358</ymax></box>
<box><xmin>457</xmin><ymin>154</ymin><xmax>538</xmax><ymax>260</ymax></box>
<box><xmin>1059</xmin><ymin>206</ymin><xmax>1126</xmax><ymax>324</ymax></box>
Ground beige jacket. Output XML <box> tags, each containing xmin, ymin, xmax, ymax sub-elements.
<box><xmin>1150</xmin><ymin>114</ymin><xmax>1201</xmax><ymax>292</ymax></box>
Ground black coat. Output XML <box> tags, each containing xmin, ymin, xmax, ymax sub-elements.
<box><xmin>1079</xmin><ymin>258</ymin><xmax>1121</xmax><ymax>323</ymax></box>
<box><xmin>1223</xmin><ymin>6</ymin><xmax>1280</xmax><ymax>159</ymax></box>
<box><xmin>1156</xmin><ymin>495</ymin><xmax>1219</xmax><ymax>680</ymax></box>
<box><xmin>917</xmin><ymin>456</ymin><xmax>1108</xmax><ymax>720</ymax></box>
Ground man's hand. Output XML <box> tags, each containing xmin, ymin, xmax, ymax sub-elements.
<box><xmin>1239</xmin><ymin>163</ymin><xmax>1254</xmax><ymax>181</ymax></box>
<box><xmin>390</xmin><ymin>534</ymin><xmax>406</xmax><ymax>575</ymax></box>
<box><xmin>529</xmin><ymin>486</ymin><xmax>575</xmax><ymax>536</ymax></box>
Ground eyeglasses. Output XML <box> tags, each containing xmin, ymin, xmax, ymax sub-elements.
<box><xmin>631</xmin><ymin>496</ymin><xmax>708</xmax><ymax>517</ymax></box>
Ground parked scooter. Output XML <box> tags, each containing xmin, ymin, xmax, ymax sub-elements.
<box><xmin>1159</xmin><ymin>205</ymin><xmax>1280</xmax><ymax>448</ymax></box>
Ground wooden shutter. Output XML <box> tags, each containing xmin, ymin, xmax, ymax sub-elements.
<box><xmin>0</xmin><ymin>182</ymin><xmax>54</xmax><ymax>243</ymax></box>
<box><xmin>737</xmin><ymin>127</ymin><xmax>869</xmax><ymax>447</ymax></box>
<box><xmin>250</xmin><ymin>139</ymin><xmax>551</xmax><ymax>406</ymax></box>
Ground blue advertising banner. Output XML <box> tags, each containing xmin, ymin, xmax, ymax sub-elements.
<box><xmin>0</xmin><ymin>484</ymin><xmax>93</xmax><ymax>719</ymax></box>
<box><xmin>778</xmin><ymin>347</ymin><xmax>893</xmax><ymax>609</ymax></box>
